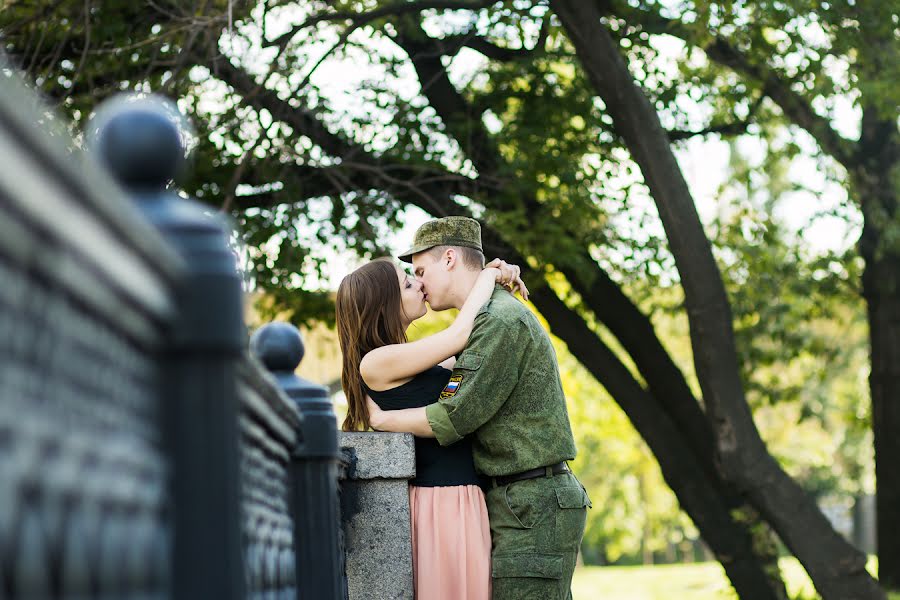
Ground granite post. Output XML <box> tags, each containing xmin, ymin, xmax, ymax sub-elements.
<box><xmin>339</xmin><ymin>432</ymin><xmax>416</xmax><ymax>600</ymax></box>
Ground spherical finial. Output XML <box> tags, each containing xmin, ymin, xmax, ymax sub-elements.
<box><xmin>89</xmin><ymin>94</ymin><xmax>191</xmax><ymax>191</ymax></box>
<box><xmin>250</xmin><ymin>322</ymin><xmax>306</xmax><ymax>372</ymax></box>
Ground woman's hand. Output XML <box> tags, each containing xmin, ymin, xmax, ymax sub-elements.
<box><xmin>485</xmin><ymin>258</ymin><xmax>529</xmax><ymax>301</ymax></box>
<box><xmin>366</xmin><ymin>396</ymin><xmax>386</xmax><ymax>430</ymax></box>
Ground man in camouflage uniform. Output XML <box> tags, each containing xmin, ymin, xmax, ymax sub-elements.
<box><xmin>372</xmin><ymin>216</ymin><xmax>590</xmax><ymax>600</ymax></box>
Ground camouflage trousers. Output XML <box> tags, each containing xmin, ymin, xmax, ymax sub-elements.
<box><xmin>486</xmin><ymin>470</ymin><xmax>591</xmax><ymax>600</ymax></box>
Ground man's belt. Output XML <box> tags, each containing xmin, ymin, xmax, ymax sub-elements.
<box><xmin>491</xmin><ymin>462</ymin><xmax>569</xmax><ymax>488</ymax></box>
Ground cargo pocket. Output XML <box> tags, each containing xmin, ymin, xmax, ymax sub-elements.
<box><xmin>492</xmin><ymin>554</ymin><xmax>564</xmax><ymax>600</ymax></box>
<box><xmin>554</xmin><ymin>486</ymin><xmax>590</xmax><ymax>554</ymax></box>
<box><xmin>556</xmin><ymin>486</ymin><xmax>591</xmax><ymax>509</ymax></box>
<box><xmin>454</xmin><ymin>351</ymin><xmax>483</xmax><ymax>371</ymax></box>
<box><xmin>492</xmin><ymin>553</ymin><xmax>563</xmax><ymax>579</ymax></box>
<box><xmin>503</xmin><ymin>485</ymin><xmax>535</xmax><ymax>529</ymax></box>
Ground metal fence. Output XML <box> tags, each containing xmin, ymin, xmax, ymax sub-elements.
<box><xmin>0</xmin><ymin>68</ymin><xmax>343</xmax><ymax>599</ymax></box>
<box><xmin>239</xmin><ymin>359</ymin><xmax>303</xmax><ymax>597</ymax></box>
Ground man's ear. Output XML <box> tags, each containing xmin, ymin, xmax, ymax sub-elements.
<box><xmin>443</xmin><ymin>248</ymin><xmax>457</xmax><ymax>270</ymax></box>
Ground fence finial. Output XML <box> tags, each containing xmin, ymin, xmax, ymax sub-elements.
<box><xmin>250</xmin><ymin>321</ymin><xmax>305</xmax><ymax>373</ymax></box>
<box><xmin>90</xmin><ymin>94</ymin><xmax>189</xmax><ymax>191</ymax></box>
<box><xmin>91</xmin><ymin>93</ymin><xmax>246</xmax><ymax>600</ymax></box>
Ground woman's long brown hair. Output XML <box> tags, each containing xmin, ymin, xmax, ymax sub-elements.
<box><xmin>336</xmin><ymin>258</ymin><xmax>408</xmax><ymax>431</ymax></box>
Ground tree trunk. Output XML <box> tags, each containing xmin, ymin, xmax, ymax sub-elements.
<box><xmin>549</xmin><ymin>1</ymin><xmax>884</xmax><ymax>597</ymax></box>
<box><xmin>554</xmin><ymin>265</ymin><xmax>786</xmax><ymax>598</ymax></box>
<box><xmin>557</xmin><ymin>266</ymin><xmax>717</xmax><ymax>478</ymax></box>
<box><xmin>528</xmin><ymin>286</ymin><xmax>786</xmax><ymax>600</ymax></box>
<box><xmin>855</xmin><ymin>108</ymin><xmax>900</xmax><ymax>590</ymax></box>
<box><xmin>865</xmin><ymin>249</ymin><xmax>900</xmax><ymax>592</ymax></box>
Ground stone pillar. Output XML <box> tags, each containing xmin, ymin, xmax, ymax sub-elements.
<box><xmin>339</xmin><ymin>432</ymin><xmax>416</xmax><ymax>600</ymax></box>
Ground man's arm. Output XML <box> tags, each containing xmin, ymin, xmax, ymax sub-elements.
<box><xmin>366</xmin><ymin>399</ymin><xmax>435</xmax><ymax>438</ymax></box>
<box><xmin>426</xmin><ymin>313</ymin><xmax>526</xmax><ymax>445</ymax></box>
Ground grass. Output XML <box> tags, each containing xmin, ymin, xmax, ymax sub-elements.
<box><xmin>572</xmin><ymin>558</ymin><xmax>899</xmax><ymax>600</ymax></box>
<box><xmin>572</xmin><ymin>562</ymin><xmax>737</xmax><ymax>600</ymax></box>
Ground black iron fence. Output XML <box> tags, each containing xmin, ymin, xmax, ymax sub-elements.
<box><xmin>0</xmin><ymin>69</ymin><xmax>344</xmax><ymax>599</ymax></box>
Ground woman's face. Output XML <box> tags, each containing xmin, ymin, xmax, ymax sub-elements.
<box><xmin>397</xmin><ymin>266</ymin><xmax>427</xmax><ymax>325</ymax></box>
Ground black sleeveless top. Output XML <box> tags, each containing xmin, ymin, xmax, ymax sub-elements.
<box><xmin>366</xmin><ymin>366</ymin><xmax>482</xmax><ymax>487</ymax></box>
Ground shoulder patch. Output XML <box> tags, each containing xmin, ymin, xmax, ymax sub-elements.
<box><xmin>440</xmin><ymin>374</ymin><xmax>464</xmax><ymax>399</ymax></box>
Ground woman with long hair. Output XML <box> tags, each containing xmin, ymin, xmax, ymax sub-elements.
<box><xmin>336</xmin><ymin>256</ymin><xmax>525</xmax><ymax>600</ymax></box>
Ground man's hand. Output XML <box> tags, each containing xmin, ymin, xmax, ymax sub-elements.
<box><xmin>486</xmin><ymin>258</ymin><xmax>529</xmax><ymax>301</ymax></box>
<box><xmin>365</xmin><ymin>396</ymin><xmax>435</xmax><ymax>438</ymax></box>
<box><xmin>366</xmin><ymin>395</ymin><xmax>386</xmax><ymax>430</ymax></box>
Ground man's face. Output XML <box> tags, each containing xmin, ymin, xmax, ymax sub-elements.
<box><xmin>411</xmin><ymin>250</ymin><xmax>452</xmax><ymax>311</ymax></box>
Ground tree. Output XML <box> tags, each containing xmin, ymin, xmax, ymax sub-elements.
<box><xmin>2</xmin><ymin>1</ymin><xmax>892</xmax><ymax>597</ymax></box>
<box><xmin>583</xmin><ymin>1</ymin><xmax>898</xmax><ymax>589</ymax></box>
<box><xmin>548</xmin><ymin>1</ymin><xmax>884</xmax><ymax>596</ymax></box>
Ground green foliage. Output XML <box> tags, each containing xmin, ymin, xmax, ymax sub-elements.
<box><xmin>470</xmin><ymin>52</ymin><xmax>612</xmax><ymax>258</ymax></box>
<box><xmin>709</xmin><ymin>141</ymin><xmax>872</xmax><ymax>498</ymax></box>
<box><xmin>3</xmin><ymin>1</ymin><xmax>891</xmax><ymax>316</ymax></box>
<box><xmin>721</xmin><ymin>216</ymin><xmax>871</xmax><ymax>497</ymax></box>
<box><xmin>2</xmin><ymin>0</ymin><xmax>890</xmax><ymax>581</ymax></box>
<box><xmin>2</xmin><ymin>0</ymin><xmax>247</xmax><ymax>125</ymax></box>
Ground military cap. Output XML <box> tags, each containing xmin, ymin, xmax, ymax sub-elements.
<box><xmin>397</xmin><ymin>216</ymin><xmax>483</xmax><ymax>263</ymax></box>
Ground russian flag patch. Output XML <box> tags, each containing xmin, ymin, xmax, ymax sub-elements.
<box><xmin>440</xmin><ymin>375</ymin><xmax>464</xmax><ymax>399</ymax></box>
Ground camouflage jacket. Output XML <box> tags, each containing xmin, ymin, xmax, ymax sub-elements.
<box><xmin>425</xmin><ymin>286</ymin><xmax>577</xmax><ymax>476</ymax></box>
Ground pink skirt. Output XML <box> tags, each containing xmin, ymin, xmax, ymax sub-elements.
<box><xmin>409</xmin><ymin>484</ymin><xmax>492</xmax><ymax>600</ymax></box>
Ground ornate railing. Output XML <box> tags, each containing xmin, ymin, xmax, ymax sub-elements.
<box><xmin>0</xmin><ymin>69</ymin><xmax>345</xmax><ymax>599</ymax></box>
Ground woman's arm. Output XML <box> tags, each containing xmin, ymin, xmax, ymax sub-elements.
<box><xmin>367</xmin><ymin>396</ymin><xmax>434</xmax><ymax>437</ymax></box>
<box><xmin>360</xmin><ymin>267</ymin><xmax>503</xmax><ymax>390</ymax></box>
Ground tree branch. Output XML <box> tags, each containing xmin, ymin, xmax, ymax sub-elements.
<box><xmin>201</xmin><ymin>51</ymin><xmax>509</xmax><ymax>203</ymax></box>
<box><xmin>268</xmin><ymin>0</ymin><xmax>496</xmax><ymax>49</ymax></box>
<box><xmin>667</xmin><ymin>95</ymin><xmax>765</xmax><ymax>142</ymax></box>
<box><xmin>231</xmin><ymin>160</ymin><xmax>487</xmax><ymax>215</ymax></box>
<box><xmin>436</xmin><ymin>14</ymin><xmax>550</xmax><ymax>61</ymax></box>
<box><xmin>206</xmin><ymin>53</ymin><xmax>362</xmax><ymax>160</ymax></box>
<box><xmin>391</xmin><ymin>19</ymin><xmax>503</xmax><ymax>178</ymax></box>
<box><xmin>2</xmin><ymin>0</ymin><xmax>67</xmax><ymax>36</ymax></box>
<box><xmin>610</xmin><ymin>1</ymin><xmax>858</xmax><ymax>167</ymax></box>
